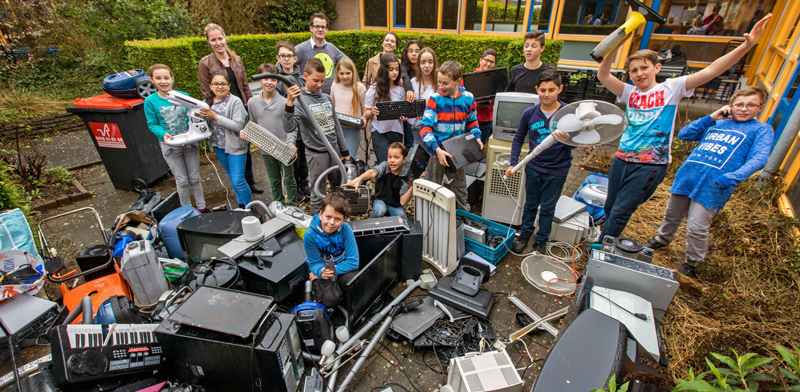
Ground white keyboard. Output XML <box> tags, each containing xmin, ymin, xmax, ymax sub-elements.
<box><xmin>242</xmin><ymin>121</ymin><xmax>296</xmax><ymax>166</ymax></box>
<box><xmin>65</xmin><ymin>324</ymin><xmax>158</xmax><ymax>347</ymax></box>
<box><xmin>66</xmin><ymin>325</ymin><xmax>103</xmax><ymax>348</ymax></box>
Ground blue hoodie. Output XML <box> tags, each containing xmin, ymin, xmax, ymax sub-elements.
<box><xmin>303</xmin><ymin>214</ymin><xmax>359</xmax><ymax>278</ymax></box>
<box><xmin>670</xmin><ymin>115</ymin><xmax>773</xmax><ymax>211</ymax></box>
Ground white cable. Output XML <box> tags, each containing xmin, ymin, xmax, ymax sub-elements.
<box><xmin>203</xmin><ymin>146</ymin><xmax>233</xmax><ymax>209</ymax></box>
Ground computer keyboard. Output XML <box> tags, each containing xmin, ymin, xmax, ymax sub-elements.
<box><xmin>241</xmin><ymin>121</ymin><xmax>296</xmax><ymax>166</ymax></box>
<box><xmin>336</xmin><ymin>113</ymin><xmax>363</xmax><ymax>128</ymax></box>
<box><xmin>376</xmin><ymin>100</ymin><xmax>426</xmax><ymax>121</ymax></box>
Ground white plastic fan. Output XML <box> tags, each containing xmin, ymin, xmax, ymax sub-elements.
<box><xmin>509</xmin><ymin>100</ymin><xmax>628</xmax><ymax>176</ymax></box>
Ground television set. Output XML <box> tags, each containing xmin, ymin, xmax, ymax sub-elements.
<box><xmin>177</xmin><ymin>210</ymin><xmax>258</xmax><ymax>264</ymax></box>
<box><xmin>532</xmin><ymin>308</ymin><xmax>669</xmax><ymax>392</ymax></box>
<box><xmin>344</xmin><ymin>233</ymin><xmax>402</xmax><ymax>326</ymax></box>
<box><xmin>462</xmin><ymin>67</ymin><xmax>508</xmax><ymax>104</ymax></box>
<box><xmin>492</xmin><ymin>92</ymin><xmax>540</xmax><ymax>141</ymax></box>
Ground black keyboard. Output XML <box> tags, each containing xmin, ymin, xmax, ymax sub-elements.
<box><xmin>337</xmin><ymin>113</ymin><xmax>363</xmax><ymax>128</ymax></box>
<box><xmin>376</xmin><ymin>100</ymin><xmax>426</xmax><ymax>121</ymax></box>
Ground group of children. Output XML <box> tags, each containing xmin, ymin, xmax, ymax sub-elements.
<box><xmin>144</xmin><ymin>11</ymin><xmax>773</xmax><ymax>307</ymax></box>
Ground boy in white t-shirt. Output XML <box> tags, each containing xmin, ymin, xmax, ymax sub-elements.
<box><xmin>596</xmin><ymin>13</ymin><xmax>772</xmax><ymax>243</ymax></box>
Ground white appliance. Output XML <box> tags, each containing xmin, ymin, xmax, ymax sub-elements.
<box><xmin>447</xmin><ymin>350</ymin><xmax>523</xmax><ymax>392</ymax></box>
<box><xmin>414</xmin><ymin>178</ymin><xmax>460</xmax><ymax>276</ymax></box>
<box><xmin>483</xmin><ymin>136</ymin><xmax>528</xmax><ymax>226</ymax></box>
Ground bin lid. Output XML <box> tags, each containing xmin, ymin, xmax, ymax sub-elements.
<box><xmin>72</xmin><ymin>94</ymin><xmax>144</xmax><ymax>110</ymax></box>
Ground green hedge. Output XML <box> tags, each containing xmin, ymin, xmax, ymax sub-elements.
<box><xmin>125</xmin><ymin>31</ymin><xmax>562</xmax><ymax>98</ymax></box>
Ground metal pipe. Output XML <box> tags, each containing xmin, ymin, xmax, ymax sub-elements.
<box><xmin>335</xmin><ymin>279</ymin><xmax>421</xmax><ymax>356</ymax></box>
<box><xmin>508</xmin><ymin>294</ymin><xmax>559</xmax><ymax>337</ymax></box>
<box><xmin>336</xmin><ymin>313</ymin><xmax>396</xmax><ymax>392</ymax></box>
<box><xmin>81</xmin><ymin>296</ymin><xmax>93</xmax><ymax>324</ymax></box>
<box><xmin>760</xmin><ymin>103</ymin><xmax>800</xmax><ymax>180</ymax></box>
<box><xmin>327</xmin><ymin>358</ymin><xmax>341</xmax><ymax>392</ymax></box>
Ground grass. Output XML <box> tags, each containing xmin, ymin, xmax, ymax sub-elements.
<box><xmin>0</xmin><ymin>87</ymin><xmax>69</xmax><ymax>123</ymax></box>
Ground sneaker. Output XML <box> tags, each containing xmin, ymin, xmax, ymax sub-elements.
<box><xmin>678</xmin><ymin>262</ymin><xmax>698</xmax><ymax>278</ymax></box>
<box><xmin>512</xmin><ymin>236</ymin><xmax>530</xmax><ymax>253</ymax></box>
<box><xmin>198</xmin><ymin>207</ymin><xmax>212</xmax><ymax>214</ymax></box>
<box><xmin>533</xmin><ymin>241</ymin><xmax>547</xmax><ymax>255</ymax></box>
<box><xmin>643</xmin><ymin>238</ymin><xmax>667</xmax><ymax>250</ymax></box>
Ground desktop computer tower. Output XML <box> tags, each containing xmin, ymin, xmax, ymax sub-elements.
<box><xmin>482</xmin><ymin>136</ymin><xmax>528</xmax><ymax>226</ymax></box>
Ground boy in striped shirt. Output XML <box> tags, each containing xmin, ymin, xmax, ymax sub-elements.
<box><xmin>420</xmin><ymin>60</ymin><xmax>483</xmax><ymax>210</ymax></box>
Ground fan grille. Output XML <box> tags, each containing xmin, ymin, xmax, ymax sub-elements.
<box><xmin>550</xmin><ymin>100</ymin><xmax>628</xmax><ymax>146</ymax></box>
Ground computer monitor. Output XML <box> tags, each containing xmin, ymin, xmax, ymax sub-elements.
<box><xmin>463</xmin><ymin>67</ymin><xmax>508</xmax><ymax>103</ymax></box>
<box><xmin>345</xmin><ymin>233</ymin><xmax>402</xmax><ymax>326</ymax></box>
<box><xmin>492</xmin><ymin>92</ymin><xmax>539</xmax><ymax>141</ymax></box>
<box><xmin>177</xmin><ymin>211</ymin><xmax>258</xmax><ymax>264</ymax></box>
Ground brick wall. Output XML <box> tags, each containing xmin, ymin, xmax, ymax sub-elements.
<box><xmin>0</xmin><ymin>114</ymin><xmax>85</xmax><ymax>142</ymax></box>
<box><xmin>332</xmin><ymin>0</ymin><xmax>362</xmax><ymax>31</ymax></box>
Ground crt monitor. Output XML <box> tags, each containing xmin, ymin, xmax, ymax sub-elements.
<box><xmin>492</xmin><ymin>92</ymin><xmax>539</xmax><ymax>141</ymax></box>
<box><xmin>177</xmin><ymin>211</ymin><xmax>258</xmax><ymax>264</ymax></box>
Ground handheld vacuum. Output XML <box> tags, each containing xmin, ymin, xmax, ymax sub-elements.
<box><xmin>589</xmin><ymin>0</ymin><xmax>667</xmax><ymax>63</ymax></box>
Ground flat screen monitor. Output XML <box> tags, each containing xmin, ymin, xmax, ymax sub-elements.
<box><xmin>345</xmin><ymin>233</ymin><xmax>402</xmax><ymax>326</ymax></box>
<box><xmin>492</xmin><ymin>92</ymin><xmax>539</xmax><ymax>141</ymax></box>
<box><xmin>463</xmin><ymin>67</ymin><xmax>508</xmax><ymax>103</ymax></box>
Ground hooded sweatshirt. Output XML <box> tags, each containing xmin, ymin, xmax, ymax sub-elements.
<box><xmin>419</xmin><ymin>85</ymin><xmax>480</xmax><ymax>153</ymax></box>
<box><xmin>248</xmin><ymin>92</ymin><xmax>297</xmax><ymax>154</ymax></box>
<box><xmin>303</xmin><ymin>214</ymin><xmax>359</xmax><ymax>278</ymax></box>
<box><xmin>283</xmin><ymin>88</ymin><xmax>349</xmax><ymax>157</ymax></box>
<box><xmin>276</xmin><ymin>63</ymin><xmax>306</xmax><ymax>98</ymax></box>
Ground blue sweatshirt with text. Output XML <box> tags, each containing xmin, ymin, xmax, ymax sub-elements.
<box><xmin>509</xmin><ymin>102</ymin><xmax>574</xmax><ymax>177</ymax></box>
<box><xmin>670</xmin><ymin>115</ymin><xmax>773</xmax><ymax>211</ymax></box>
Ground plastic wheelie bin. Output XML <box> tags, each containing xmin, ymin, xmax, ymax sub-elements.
<box><xmin>67</xmin><ymin>94</ymin><xmax>169</xmax><ymax>192</ymax></box>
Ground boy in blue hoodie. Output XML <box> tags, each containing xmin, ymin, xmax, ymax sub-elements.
<box><xmin>505</xmin><ymin>69</ymin><xmax>572</xmax><ymax>254</ymax></box>
<box><xmin>304</xmin><ymin>192</ymin><xmax>360</xmax><ymax>309</ymax></box>
<box><xmin>642</xmin><ymin>87</ymin><xmax>773</xmax><ymax>278</ymax></box>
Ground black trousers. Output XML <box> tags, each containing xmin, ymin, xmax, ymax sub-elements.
<box><xmin>312</xmin><ymin>271</ymin><xmax>358</xmax><ymax>309</ymax></box>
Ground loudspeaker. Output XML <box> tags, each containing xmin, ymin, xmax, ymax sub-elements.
<box><xmin>400</xmin><ymin>220</ymin><xmax>423</xmax><ymax>281</ymax></box>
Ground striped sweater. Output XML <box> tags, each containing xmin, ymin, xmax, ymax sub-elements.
<box><xmin>419</xmin><ymin>86</ymin><xmax>481</xmax><ymax>152</ymax></box>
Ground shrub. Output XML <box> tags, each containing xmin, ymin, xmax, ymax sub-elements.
<box><xmin>125</xmin><ymin>31</ymin><xmax>563</xmax><ymax>98</ymax></box>
<box><xmin>256</xmin><ymin>0</ymin><xmax>339</xmax><ymax>33</ymax></box>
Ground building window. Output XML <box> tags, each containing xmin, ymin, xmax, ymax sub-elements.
<box><xmin>653</xmin><ymin>0</ymin><xmax>776</xmax><ymax>37</ymax></box>
<box><xmin>534</xmin><ymin>0</ymin><xmax>552</xmax><ymax>31</ymax></box>
<box><xmin>395</xmin><ymin>0</ymin><xmax>407</xmax><ymax>27</ymax></box>
<box><xmin>464</xmin><ymin>0</ymin><xmax>482</xmax><ymax>31</ymax></box>
<box><xmin>442</xmin><ymin>0</ymin><xmax>460</xmax><ymax>29</ymax></box>
<box><xmin>559</xmin><ymin>0</ymin><xmax>622</xmax><ymax>35</ymax></box>
<box><xmin>410</xmin><ymin>0</ymin><xmax>439</xmax><ymax>29</ymax></box>
<box><xmin>365</xmin><ymin>0</ymin><xmax>388</xmax><ymax>27</ymax></box>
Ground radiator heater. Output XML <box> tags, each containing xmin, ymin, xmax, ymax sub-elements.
<box><xmin>413</xmin><ymin>178</ymin><xmax>459</xmax><ymax>276</ymax></box>
<box><xmin>483</xmin><ymin>137</ymin><xmax>528</xmax><ymax>226</ymax></box>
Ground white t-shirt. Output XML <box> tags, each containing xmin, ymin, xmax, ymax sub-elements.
<box><xmin>408</xmin><ymin>78</ymin><xmax>437</xmax><ymax>130</ymax></box>
<box><xmin>365</xmin><ymin>84</ymin><xmax>406</xmax><ymax>134</ymax></box>
<box><xmin>616</xmin><ymin>76</ymin><xmax>694</xmax><ymax>164</ymax></box>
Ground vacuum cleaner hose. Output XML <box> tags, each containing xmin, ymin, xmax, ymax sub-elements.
<box><xmin>252</xmin><ymin>73</ymin><xmax>347</xmax><ymax>193</ymax></box>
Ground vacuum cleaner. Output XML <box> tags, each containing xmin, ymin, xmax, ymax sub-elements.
<box><xmin>251</xmin><ymin>73</ymin><xmax>348</xmax><ymax>199</ymax></box>
<box><xmin>164</xmin><ymin>91</ymin><xmax>212</xmax><ymax>146</ymax></box>
<box><xmin>589</xmin><ymin>0</ymin><xmax>666</xmax><ymax>63</ymax></box>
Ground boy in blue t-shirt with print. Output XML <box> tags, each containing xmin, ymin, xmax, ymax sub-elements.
<box><xmin>505</xmin><ymin>69</ymin><xmax>573</xmax><ymax>254</ymax></box>
<box><xmin>596</xmin><ymin>14</ymin><xmax>771</xmax><ymax>242</ymax></box>
<box><xmin>642</xmin><ymin>87</ymin><xmax>773</xmax><ymax>278</ymax></box>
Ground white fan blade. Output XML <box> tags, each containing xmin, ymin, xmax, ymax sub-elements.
<box><xmin>586</xmin><ymin>114</ymin><xmax>623</xmax><ymax>127</ymax></box>
<box><xmin>509</xmin><ymin>135</ymin><xmax>555</xmax><ymax>176</ymax></box>
<box><xmin>571</xmin><ymin>130</ymin><xmax>601</xmax><ymax>144</ymax></box>
<box><xmin>556</xmin><ymin>114</ymin><xmax>582</xmax><ymax>133</ymax></box>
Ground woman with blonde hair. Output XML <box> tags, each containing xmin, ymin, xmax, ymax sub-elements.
<box><xmin>198</xmin><ymin>23</ymin><xmax>263</xmax><ymax>194</ymax></box>
<box><xmin>331</xmin><ymin>58</ymin><xmax>367</xmax><ymax>157</ymax></box>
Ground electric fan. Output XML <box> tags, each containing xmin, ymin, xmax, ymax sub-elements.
<box><xmin>509</xmin><ymin>100</ymin><xmax>628</xmax><ymax>176</ymax></box>
<box><xmin>521</xmin><ymin>254</ymin><xmax>577</xmax><ymax>296</ymax></box>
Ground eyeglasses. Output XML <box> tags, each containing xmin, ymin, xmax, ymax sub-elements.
<box><xmin>311</xmin><ymin>25</ymin><xmax>328</xmax><ymax>30</ymax></box>
<box><xmin>211</xmin><ymin>83</ymin><xmax>229</xmax><ymax>87</ymax></box>
<box><xmin>732</xmin><ymin>103</ymin><xmax>762</xmax><ymax>109</ymax></box>
<box><xmin>482</xmin><ymin>58</ymin><xmax>496</xmax><ymax>64</ymax></box>
<box><xmin>278</xmin><ymin>54</ymin><xmax>295</xmax><ymax>60</ymax></box>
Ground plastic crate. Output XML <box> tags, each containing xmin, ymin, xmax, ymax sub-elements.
<box><xmin>584</xmin><ymin>77</ymin><xmax>617</xmax><ymax>103</ymax></box>
<box><xmin>456</xmin><ymin>209</ymin><xmax>515</xmax><ymax>265</ymax></box>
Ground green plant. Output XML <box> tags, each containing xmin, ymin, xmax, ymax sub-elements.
<box><xmin>673</xmin><ymin>349</ymin><xmax>787</xmax><ymax>391</ymax></box>
<box><xmin>256</xmin><ymin>0</ymin><xmax>339</xmax><ymax>33</ymax></box>
<box><xmin>591</xmin><ymin>375</ymin><xmax>630</xmax><ymax>392</ymax></box>
<box><xmin>125</xmin><ymin>31</ymin><xmax>563</xmax><ymax>98</ymax></box>
<box><xmin>0</xmin><ymin>88</ymin><xmax>69</xmax><ymax>123</ymax></box>
<box><xmin>45</xmin><ymin>167</ymin><xmax>74</xmax><ymax>185</ymax></box>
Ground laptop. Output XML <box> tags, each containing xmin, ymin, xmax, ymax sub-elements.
<box><xmin>463</xmin><ymin>67</ymin><xmax>509</xmax><ymax>104</ymax></box>
<box><xmin>441</xmin><ymin>133</ymin><xmax>486</xmax><ymax>171</ymax></box>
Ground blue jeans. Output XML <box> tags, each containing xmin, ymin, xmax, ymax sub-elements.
<box><xmin>214</xmin><ymin>147</ymin><xmax>252</xmax><ymax>206</ymax></box>
<box><xmin>371</xmin><ymin>131</ymin><xmax>403</xmax><ymax>164</ymax></box>
<box><xmin>520</xmin><ymin>166</ymin><xmax>567</xmax><ymax>242</ymax></box>
<box><xmin>599</xmin><ymin>158</ymin><xmax>668</xmax><ymax>242</ymax></box>
<box><xmin>342</xmin><ymin>126</ymin><xmax>361</xmax><ymax>158</ymax></box>
<box><xmin>479</xmin><ymin>121</ymin><xmax>492</xmax><ymax>145</ymax></box>
<box><xmin>371</xmin><ymin>199</ymin><xmax>408</xmax><ymax>219</ymax></box>
<box><xmin>403</xmin><ymin>121</ymin><xmax>414</xmax><ymax>149</ymax></box>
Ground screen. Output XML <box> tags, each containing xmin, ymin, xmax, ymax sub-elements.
<box><xmin>495</xmin><ymin>101</ymin><xmax>535</xmax><ymax>130</ymax></box>
<box><xmin>346</xmin><ymin>234</ymin><xmax>402</xmax><ymax>325</ymax></box>
<box><xmin>463</xmin><ymin>67</ymin><xmax>508</xmax><ymax>101</ymax></box>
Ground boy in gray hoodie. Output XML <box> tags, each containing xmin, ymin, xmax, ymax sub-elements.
<box><xmin>284</xmin><ymin>57</ymin><xmax>351</xmax><ymax>215</ymax></box>
<box><xmin>247</xmin><ymin>63</ymin><xmax>298</xmax><ymax>206</ymax></box>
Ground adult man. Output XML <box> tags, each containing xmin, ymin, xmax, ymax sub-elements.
<box><xmin>295</xmin><ymin>12</ymin><xmax>348</xmax><ymax>95</ymax></box>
